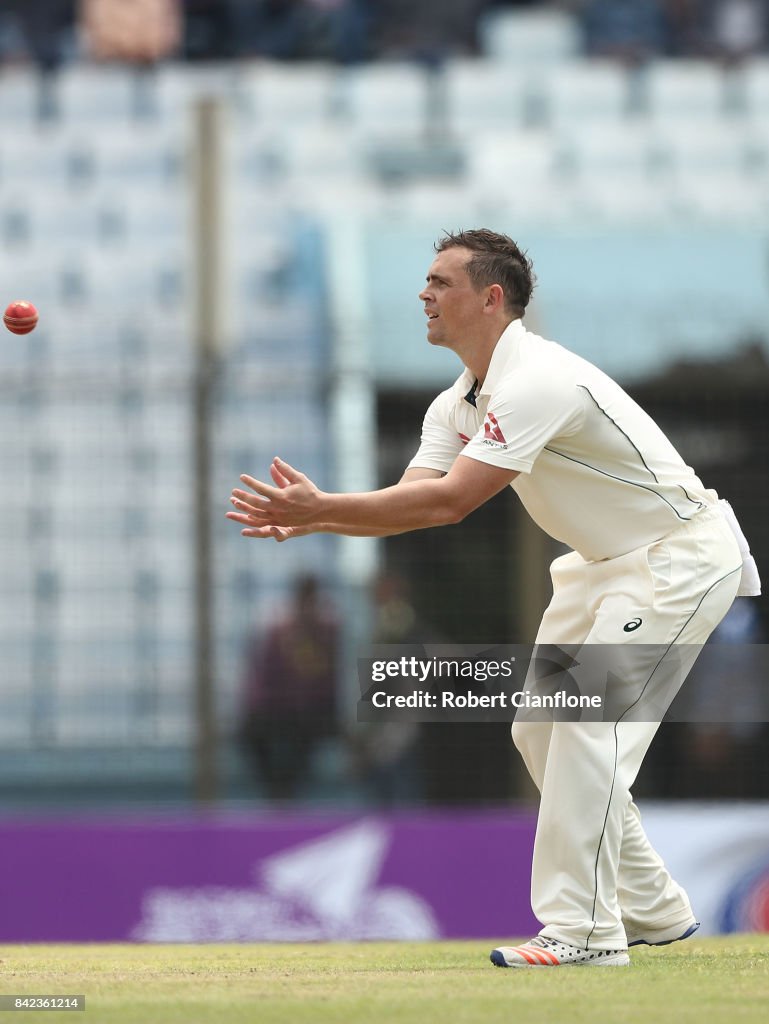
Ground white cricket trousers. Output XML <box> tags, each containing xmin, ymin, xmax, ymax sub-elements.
<box><xmin>512</xmin><ymin>504</ymin><xmax>742</xmax><ymax>950</ymax></box>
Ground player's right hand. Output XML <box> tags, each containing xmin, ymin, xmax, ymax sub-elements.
<box><xmin>226</xmin><ymin>460</ymin><xmax>314</xmax><ymax>540</ymax></box>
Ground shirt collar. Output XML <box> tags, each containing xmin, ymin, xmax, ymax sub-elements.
<box><xmin>478</xmin><ymin>319</ymin><xmax>524</xmax><ymax>398</ymax></box>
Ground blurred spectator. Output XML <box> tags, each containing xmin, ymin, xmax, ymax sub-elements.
<box><xmin>642</xmin><ymin>599</ymin><xmax>769</xmax><ymax>798</ymax></box>
<box><xmin>303</xmin><ymin>0</ymin><xmax>371</xmax><ymax>63</ymax></box>
<box><xmin>662</xmin><ymin>0</ymin><xmax>705</xmax><ymax>56</ymax></box>
<box><xmin>238</xmin><ymin>573</ymin><xmax>339</xmax><ymax>801</ymax></box>
<box><xmin>349</xmin><ymin>572</ymin><xmax>434</xmax><ymax>805</ymax></box>
<box><xmin>8</xmin><ymin>0</ymin><xmax>766</xmax><ymax>70</ymax></box>
<box><xmin>677</xmin><ymin>598</ymin><xmax>769</xmax><ymax>797</ymax></box>
<box><xmin>228</xmin><ymin>0</ymin><xmax>370</xmax><ymax>62</ymax></box>
<box><xmin>579</xmin><ymin>0</ymin><xmax>671</xmax><ymax>63</ymax></box>
<box><xmin>80</xmin><ymin>0</ymin><xmax>182</xmax><ymax>63</ymax></box>
<box><xmin>375</xmin><ymin>0</ymin><xmax>483</xmax><ymax>62</ymax></box>
<box><xmin>229</xmin><ymin>0</ymin><xmax>305</xmax><ymax>60</ymax></box>
<box><xmin>705</xmin><ymin>0</ymin><xmax>768</xmax><ymax>63</ymax></box>
<box><xmin>0</xmin><ymin>0</ymin><xmax>75</xmax><ymax>69</ymax></box>
<box><xmin>183</xmin><ymin>0</ymin><xmax>236</xmax><ymax>59</ymax></box>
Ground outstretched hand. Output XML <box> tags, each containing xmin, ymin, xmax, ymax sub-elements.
<box><xmin>226</xmin><ymin>458</ymin><xmax>323</xmax><ymax>541</ymax></box>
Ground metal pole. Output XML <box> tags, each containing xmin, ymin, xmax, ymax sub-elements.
<box><xmin>192</xmin><ymin>97</ymin><xmax>221</xmax><ymax>803</ymax></box>
<box><xmin>326</xmin><ymin>218</ymin><xmax>380</xmax><ymax>722</ymax></box>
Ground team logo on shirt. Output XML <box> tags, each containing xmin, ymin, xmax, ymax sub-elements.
<box><xmin>623</xmin><ymin>618</ymin><xmax>642</xmax><ymax>632</ymax></box>
<box><xmin>482</xmin><ymin>412</ymin><xmax>507</xmax><ymax>445</ymax></box>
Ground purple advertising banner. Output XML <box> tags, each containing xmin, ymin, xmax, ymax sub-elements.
<box><xmin>0</xmin><ymin>811</ymin><xmax>539</xmax><ymax>943</ymax></box>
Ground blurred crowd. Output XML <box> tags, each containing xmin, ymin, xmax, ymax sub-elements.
<box><xmin>237</xmin><ymin>573</ymin><xmax>769</xmax><ymax>806</ymax></box>
<box><xmin>238</xmin><ymin>571</ymin><xmax>432</xmax><ymax>806</ymax></box>
<box><xmin>1</xmin><ymin>1</ymin><xmax>768</xmax><ymax>68</ymax></box>
<box><xmin>578</xmin><ymin>0</ymin><xmax>769</xmax><ymax>64</ymax></box>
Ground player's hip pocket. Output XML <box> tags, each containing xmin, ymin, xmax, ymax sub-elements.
<box><xmin>645</xmin><ymin>538</ymin><xmax>673</xmax><ymax>594</ymax></box>
<box><xmin>548</xmin><ymin>549</ymin><xmax>585</xmax><ymax>587</ymax></box>
<box><xmin>637</xmin><ymin>517</ymin><xmax>742</xmax><ymax>639</ymax></box>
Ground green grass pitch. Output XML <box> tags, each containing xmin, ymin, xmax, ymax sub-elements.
<box><xmin>0</xmin><ymin>936</ymin><xmax>767</xmax><ymax>1024</ymax></box>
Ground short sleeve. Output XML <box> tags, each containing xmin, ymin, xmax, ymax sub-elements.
<box><xmin>407</xmin><ymin>388</ymin><xmax>464</xmax><ymax>475</ymax></box>
<box><xmin>460</xmin><ymin>374</ymin><xmax>585</xmax><ymax>474</ymax></box>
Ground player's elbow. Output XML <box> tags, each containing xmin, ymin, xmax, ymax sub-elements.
<box><xmin>442</xmin><ymin>507</ymin><xmax>466</xmax><ymax>527</ymax></box>
<box><xmin>420</xmin><ymin>475</ymin><xmax>488</xmax><ymax>527</ymax></box>
<box><xmin>425</xmin><ymin>500</ymin><xmax>463</xmax><ymax>528</ymax></box>
<box><xmin>438</xmin><ymin>492</ymin><xmax>477</xmax><ymax>526</ymax></box>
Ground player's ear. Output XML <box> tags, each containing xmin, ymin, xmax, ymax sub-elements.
<box><xmin>485</xmin><ymin>283</ymin><xmax>505</xmax><ymax>313</ymax></box>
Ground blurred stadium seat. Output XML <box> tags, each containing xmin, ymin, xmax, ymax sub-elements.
<box><xmin>226</xmin><ymin>123</ymin><xmax>365</xmax><ymax>200</ymax></box>
<box><xmin>464</xmin><ymin>130</ymin><xmax>564</xmax><ymax>198</ymax></box>
<box><xmin>646</xmin><ymin>120</ymin><xmax>767</xmax><ymax>221</ymax></box>
<box><xmin>0</xmin><ymin>187</ymin><xmax>183</xmax><ymax>254</ymax></box>
<box><xmin>651</xmin><ymin>121</ymin><xmax>755</xmax><ymax>179</ymax></box>
<box><xmin>83</xmin><ymin>126</ymin><xmax>186</xmax><ymax>185</ymax></box>
<box><xmin>339</xmin><ymin>62</ymin><xmax>433</xmax><ymax>138</ymax></box>
<box><xmin>477</xmin><ymin>7</ymin><xmax>581</xmax><ymax>65</ymax></box>
<box><xmin>641</xmin><ymin>59</ymin><xmax>731</xmax><ymax>123</ymax></box>
<box><xmin>563</xmin><ymin>120</ymin><xmax>657</xmax><ymax>182</ymax></box>
<box><xmin>52</xmin><ymin>65</ymin><xmax>150</xmax><ymax>123</ymax></box>
<box><xmin>539</xmin><ymin>60</ymin><xmax>632</xmax><ymax>130</ymax></box>
<box><xmin>0</xmin><ymin>128</ymin><xmax>85</xmax><ymax>189</ymax></box>
<box><xmin>237</xmin><ymin>60</ymin><xmax>338</xmax><ymax>129</ymax></box>
<box><xmin>372</xmin><ymin>179</ymin><xmax>477</xmax><ymax>222</ymax></box>
<box><xmin>738</xmin><ymin>56</ymin><xmax>769</xmax><ymax>124</ymax></box>
<box><xmin>442</xmin><ymin>59</ymin><xmax>530</xmax><ymax>136</ymax></box>
<box><xmin>0</xmin><ymin>67</ymin><xmax>41</xmax><ymax>124</ymax></box>
<box><xmin>555</xmin><ymin>122</ymin><xmax>674</xmax><ymax>222</ymax></box>
<box><xmin>152</xmin><ymin>61</ymin><xmax>239</xmax><ymax>120</ymax></box>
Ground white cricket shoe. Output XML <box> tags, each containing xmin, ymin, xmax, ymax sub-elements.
<box><xmin>490</xmin><ymin>936</ymin><xmax>630</xmax><ymax>968</ymax></box>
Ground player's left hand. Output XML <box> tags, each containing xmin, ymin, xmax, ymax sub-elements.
<box><xmin>228</xmin><ymin>458</ymin><xmax>323</xmax><ymax>528</ymax></box>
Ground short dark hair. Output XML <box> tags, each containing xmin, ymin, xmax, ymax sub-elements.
<box><xmin>435</xmin><ymin>229</ymin><xmax>536</xmax><ymax>318</ymax></box>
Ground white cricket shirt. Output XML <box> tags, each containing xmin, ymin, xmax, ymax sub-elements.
<box><xmin>407</xmin><ymin>319</ymin><xmax>716</xmax><ymax>561</ymax></box>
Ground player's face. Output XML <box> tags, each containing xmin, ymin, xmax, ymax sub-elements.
<box><xmin>419</xmin><ymin>247</ymin><xmax>487</xmax><ymax>349</ymax></box>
